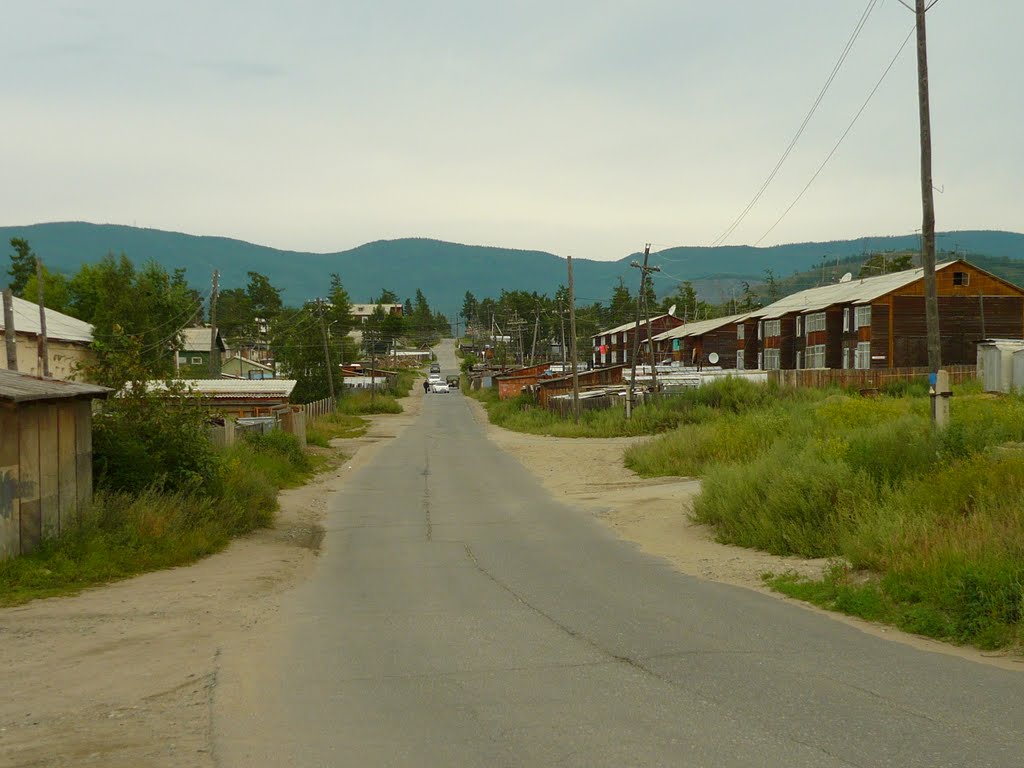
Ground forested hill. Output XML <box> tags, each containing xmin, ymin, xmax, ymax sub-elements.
<box><xmin>3</xmin><ymin>222</ymin><xmax>1023</xmax><ymax>312</ymax></box>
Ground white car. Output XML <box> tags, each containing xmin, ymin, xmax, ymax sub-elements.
<box><xmin>430</xmin><ymin>381</ymin><xmax>450</xmax><ymax>393</ymax></box>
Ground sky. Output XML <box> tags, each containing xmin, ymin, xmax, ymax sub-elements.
<box><xmin>4</xmin><ymin>1</ymin><xmax>1021</xmax><ymax>261</ymax></box>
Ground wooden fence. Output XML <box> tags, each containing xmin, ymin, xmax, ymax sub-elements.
<box><xmin>769</xmin><ymin>365</ymin><xmax>977</xmax><ymax>390</ymax></box>
<box><xmin>303</xmin><ymin>396</ymin><xmax>336</xmax><ymax>422</ymax></box>
<box><xmin>545</xmin><ymin>394</ymin><xmax>620</xmax><ymax>418</ymax></box>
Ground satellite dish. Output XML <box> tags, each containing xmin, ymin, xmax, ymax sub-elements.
<box><xmin>839</xmin><ymin>272</ymin><xmax>853</xmax><ymax>283</ymax></box>
<box><xmin>708</xmin><ymin>352</ymin><xmax>720</xmax><ymax>365</ymax></box>
<box><xmin>668</xmin><ymin>304</ymin><xmax>677</xmax><ymax>317</ymax></box>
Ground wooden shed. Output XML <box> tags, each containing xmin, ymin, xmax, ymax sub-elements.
<box><xmin>0</xmin><ymin>370</ymin><xmax>109</xmax><ymax>559</ymax></box>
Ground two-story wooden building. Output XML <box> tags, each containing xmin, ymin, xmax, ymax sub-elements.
<box><xmin>651</xmin><ymin>313</ymin><xmax>750</xmax><ymax>368</ymax></box>
<box><xmin>748</xmin><ymin>260</ymin><xmax>1024</xmax><ymax>370</ymax></box>
<box><xmin>591</xmin><ymin>314</ymin><xmax>684</xmax><ymax>368</ymax></box>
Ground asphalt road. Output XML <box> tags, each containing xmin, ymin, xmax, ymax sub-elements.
<box><xmin>216</xmin><ymin>341</ymin><xmax>1024</xmax><ymax>767</ymax></box>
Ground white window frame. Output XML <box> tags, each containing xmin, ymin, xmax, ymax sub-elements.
<box><xmin>737</xmin><ymin>325</ymin><xmax>745</xmax><ymax>340</ymax></box>
<box><xmin>796</xmin><ymin>317</ymin><xmax>802</xmax><ymax>337</ymax></box>
<box><xmin>805</xmin><ymin>312</ymin><xmax>826</xmax><ymax>336</ymax></box>
<box><xmin>191</xmin><ymin>356</ymin><xmax>203</xmax><ymax>365</ymax></box>
<box><xmin>736</xmin><ymin>349</ymin><xmax>745</xmax><ymax>370</ymax></box>
<box><xmin>953</xmin><ymin>271</ymin><xmax>970</xmax><ymax>286</ymax></box>
<box><xmin>805</xmin><ymin>344</ymin><xmax>826</xmax><ymax>369</ymax></box>
<box><xmin>796</xmin><ymin>351</ymin><xmax>803</xmax><ymax>370</ymax></box>
<box><xmin>763</xmin><ymin>319</ymin><xmax>781</xmax><ymax>337</ymax></box>
<box><xmin>763</xmin><ymin>348</ymin><xmax>781</xmax><ymax>370</ymax></box>
<box><xmin>855</xmin><ymin>305</ymin><xmax>872</xmax><ymax>328</ymax></box>
<box><xmin>843</xmin><ymin>307</ymin><xmax>851</xmax><ymax>333</ymax></box>
<box><xmin>843</xmin><ymin>346</ymin><xmax>852</xmax><ymax>370</ymax></box>
<box><xmin>855</xmin><ymin>342</ymin><xmax>872</xmax><ymax>370</ymax></box>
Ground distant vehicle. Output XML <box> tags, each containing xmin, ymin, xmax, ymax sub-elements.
<box><xmin>430</xmin><ymin>381</ymin><xmax>450</xmax><ymax>393</ymax></box>
<box><xmin>428</xmin><ymin>373</ymin><xmax>442</xmax><ymax>384</ymax></box>
<box><xmin>446</xmin><ymin>375</ymin><xmax>460</xmax><ymax>390</ymax></box>
<box><xmin>429</xmin><ymin>363</ymin><xmax>441</xmax><ymax>374</ymax></box>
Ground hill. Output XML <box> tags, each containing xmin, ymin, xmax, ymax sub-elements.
<box><xmin>2</xmin><ymin>222</ymin><xmax>1023</xmax><ymax>313</ymax></box>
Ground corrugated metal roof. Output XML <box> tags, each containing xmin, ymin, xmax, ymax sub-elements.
<box><xmin>752</xmin><ymin>261</ymin><xmax>955</xmax><ymax>320</ymax></box>
<box><xmin>181</xmin><ymin>327</ymin><xmax>227</xmax><ymax>352</ymax></box>
<box><xmin>1</xmin><ymin>295</ymin><xmax>93</xmax><ymax>344</ymax></box>
<box><xmin>150</xmin><ymin>379</ymin><xmax>297</xmax><ymax>398</ymax></box>
<box><xmin>0</xmin><ymin>369</ymin><xmax>109</xmax><ymax>403</ymax></box>
<box><xmin>592</xmin><ymin>314</ymin><xmax>676</xmax><ymax>339</ymax></box>
<box><xmin>652</xmin><ymin>313</ymin><xmax>752</xmax><ymax>342</ymax></box>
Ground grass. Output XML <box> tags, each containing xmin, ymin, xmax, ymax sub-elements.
<box><xmin>307</xmin><ymin>411</ymin><xmax>368</xmax><ymax>447</ymax></box>
<box><xmin>0</xmin><ymin>431</ymin><xmax>324</xmax><ymax>607</ymax></box>
<box><xmin>617</xmin><ymin>379</ymin><xmax>1024</xmax><ymax>650</ymax></box>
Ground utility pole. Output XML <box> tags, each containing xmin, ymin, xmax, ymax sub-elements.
<box><xmin>208</xmin><ymin>269</ymin><xmax>220</xmax><ymax>378</ymax></box>
<box><xmin>912</xmin><ymin>0</ymin><xmax>941</xmax><ymax>374</ymax></box>
<box><xmin>627</xmin><ymin>245</ymin><xmax>659</xmax><ymax>417</ymax></box>
<box><xmin>317</xmin><ymin>299</ymin><xmax>336</xmax><ymax>400</ymax></box>
<box><xmin>567</xmin><ymin>256</ymin><xmax>580</xmax><ymax>423</ymax></box>
<box><xmin>35</xmin><ymin>256</ymin><xmax>49</xmax><ymax>377</ymax></box>
<box><xmin>529</xmin><ymin>308</ymin><xmax>540</xmax><ymax>366</ymax></box>
<box><xmin>558</xmin><ymin>301</ymin><xmax>567</xmax><ymax>371</ymax></box>
<box><xmin>3</xmin><ymin>288</ymin><xmax>17</xmax><ymax>371</ymax></box>
<box><xmin>643</xmin><ymin>280</ymin><xmax>659</xmax><ymax>397</ymax></box>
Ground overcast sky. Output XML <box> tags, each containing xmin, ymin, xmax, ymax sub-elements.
<box><xmin>4</xmin><ymin>1</ymin><xmax>1020</xmax><ymax>260</ymax></box>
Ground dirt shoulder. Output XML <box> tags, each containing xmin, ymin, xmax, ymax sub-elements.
<box><xmin>0</xmin><ymin>390</ymin><xmax>424</xmax><ymax>768</ymax></box>
<box><xmin>466</xmin><ymin>397</ymin><xmax>1024</xmax><ymax>672</ymax></box>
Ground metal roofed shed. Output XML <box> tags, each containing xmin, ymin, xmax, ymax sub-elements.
<box><xmin>148</xmin><ymin>379</ymin><xmax>297</xmax><ymax>418</ymax></box>
<box><xmin>977</xmin><ymin>339</ymin><xmax>1024</xmax><ymax>393</ymax></box>
<box><xmin>1</xmin><ymin>293</ymin><xmax>94</xmax><ymax>380</ymax></box>
<box><xmin>0</xmin><ymin>369</ymin><xmax>110</xmax><ymax>559</ymax></box>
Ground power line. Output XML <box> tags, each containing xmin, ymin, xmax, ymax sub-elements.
<box><xmin>753</xmin><ymin>24</ymin><xmax>916</xmax><ymax>246</ymax></box>
<box><xmin>710</xmin><ymin>0</ymin><xmax>880</xmax><ymax>247</ymax></box>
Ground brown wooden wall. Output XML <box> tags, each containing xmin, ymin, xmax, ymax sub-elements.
<box><xmin>0</xmin><ymin>400</ymin><xmax>93</xmax><ymax>559</ymax></box>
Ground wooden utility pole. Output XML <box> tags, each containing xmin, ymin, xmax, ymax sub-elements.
<box><xmin>529</xmin><ymin>308</ymin><xmax>540</xmax><ymax>366</ymax></box>
<box><xmin>35</xmin><ymin>256</ymin><xmax>50</xmax><ymax>378</ymax></box>
<box><xmin>2</xmin><ymin>288</ymin><xmax>17</xmax><ymax>371</ymax></box>
<box><xmin>558</xmin><ymin>301</ymin><xmax>567</xmax><ymax>371</ymax></box>
<box><xmin>643</xmin><ymin>280</ymin><xmax>660</xmax><ymax>397</ymax></box>
<box><xmin>208</xmin><ymin>269</ymin><xmax>221</xmax><ymax>378</ymax></box>
<box><xmin>915</xmin><ymin>0</ymin><xmax>941</xmax><ymax>374</ymax></box>
<box><xmin>627</xmin><ymin>245</ymin><xmax>657</xmax><ymax>417</ymax></box>
<box><xmin>567</xmin><ymin>256</ymin><xmax>580</xmax><ymax>423</ymax></box>
<box><xmin>317</xmin><ymin>300</ymin><xmax>336</xmax><ymax>400</ymax></box>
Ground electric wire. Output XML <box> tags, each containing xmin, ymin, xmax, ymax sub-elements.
<box><xmin>753</xmin><ymin>24</ymin><xmax>916</xmax><ymax>246</ymax></box>
<box><xmin>710</xmin><ymin>0</ymin><xmax>880</xmax><ymax>247</ymax></box>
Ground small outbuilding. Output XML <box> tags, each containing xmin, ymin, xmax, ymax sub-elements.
<box><xmin>0</xmin><ymin>369</ymin><xmax>109</xmax><ymax>559</ymax></box>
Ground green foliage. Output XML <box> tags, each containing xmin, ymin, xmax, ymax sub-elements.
<box><xmin>21</xmin><ymin>264</ymin><xmax>72</xmax><ymax>313</ymax></box>
<box><xmin>92</xmin><ymin>372</ymin><xmax>220</xmax><ymax>496</ymax></box>
<box><xmin>621</xmin><ymin>384</ymin><xmax>1024</xmax><ymax>649</ymax></box>
<box><xmin>6</xmin><ymin>237</ymin><xmax>36</xmax><ymax>295</ymax></box>
<box><xmin>338</xmin><ymin>389</ymin><xmax>402</xmax><ymax>415</ymax></box>
<box><xmin>236</xmin><ymin>430</ymin><xmax>311</xmax><ymax>487</ymax></box>
<box><xmin>306</xmin><ymin>411</ymin><xmax>367</xmax><ymax>447</ymax></box>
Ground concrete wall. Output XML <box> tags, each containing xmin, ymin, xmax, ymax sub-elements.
<box><xmin>0</xmin><ymin>335</ymin><xmax>93</xmax><ymax>381</ymax></box>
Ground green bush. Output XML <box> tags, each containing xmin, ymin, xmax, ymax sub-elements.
<box><xmin>93</xmin><ymin>387</ymin><xmax>220</xmax><ymax>495</ymax></box>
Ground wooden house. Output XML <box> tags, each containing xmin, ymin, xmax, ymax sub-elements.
<box><xmin>591</xmin><ymin>315</ymin><xmax>684</xmax><ymax>368</ymax></box>
<box><xmin>0</xmin><ymin>294</ymin><xmax>94</xmax><ymax>380</ymax></box>
<box><xmin>748</xmin><ymin>260</ymin><xmax>1024</xmax><ymax>370</ymax></box>
<box><xmin>0</xmin><ymin>370</ymin><xmax>109</xmax><ymax>558</ymax></box>
<box><xmin>651</xmin><ymin>313</ymin><xmax>750</xmax><ymax>369</ymax></box>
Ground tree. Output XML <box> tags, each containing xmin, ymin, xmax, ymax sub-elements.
<box><xmin>737</xmin><ymin>281</ymin><xmax>760</xmax><ymax>312</ymax></box>
<box><xmin>377</xmin><ymin>289</ymin><xmax>399</xmax><ymax>304</ymax></box>
<box><xmin>764</xmin><ymin>269</ymin><xmax>781</xmax><ymax>303</ymax></box>
<box><xmin>216</xmin><ymin>288</ymin><xmax>255</xmax><ymax>343</ymax></box>
<box><xmin>608</xmin><ymin>278</ymin><xmax>633</xmax><ymax>325</ymax></box>
<box><xmin>662</xmin><ymin>281</ymin><xmax>712</xmax><ymax>321</ymax></box>
<box><xmin>461</xmin><ymin>291</ymin><xmax>479</xmax><ymax>324</ymax></box>
<box><xmin>7</xmin><ymin>238</ymin><xmax>36</xmax><ymax>295</ymax></box>
<box><xmin>246</xmin><ymin>271</ymin><xmax>283</xmax><ymax>319</ymax></box>
<box><xmin>859</xmin><ymin>252</ymin><xmax>914</xmax><ymax>278</ymax></box>
<box><xmin>22</xmin><ymin>265</ymin><xmax>72</xmax><ymax>313</ymax></box>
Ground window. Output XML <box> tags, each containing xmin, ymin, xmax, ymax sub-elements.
<box><xmin>804</xmin><ymin>344</ymin><xmax>826</xmax><ymax>369</ymax></box>
<box><xmin>191</xmin><ymin>356</ymin><xmax>203</xmax><ymax>365</ymax></box>
<box><xmin>805</xmin><ymin>312</ymin><xmax>826</xmax><ymax>335</ymax></box>
<box><xmin>843</xmin><ymin>307</ymin><xmax>851</xmax><ymax>332</ymax></box>
<box><xmin>795</xmin><ymin>351</ymin><xmax>802</xmax><ymax>370</ymax></box>
<box><xmin>737</xmin><ymin>325</ymin><xmax>745</xmax><ymax>340</ymax></box>
<box><xmin>796</xmin><ymin>317</ymin><xmax>802</xmax><ymax>337</ymax></box>
<box><xmin>763</xmin><ymin>348</ymin><xmax>781</xmax><ymax>370</ymax></box>
<box><xmin>736</xmin><ymin>349</ymin><xmax>745</xmax><ymax>370</ymax></box>
<box><xmin>954</xmin><ymin>271</ymin><xmax>970</xmax><ymax>286</ymax></box>
<box><xmin>758</xmin><ymin>322</ymin><xmax>763</xmax><ymax>340</ymax></box>
<box><xmin>855</xmin><ymin>305</ymin><xmax>872</xmax><ymax>328</ymax></box>
<box><xmin>611</xmin><ymin>351</ymin><xmax>618</xmax><ymax>364</ymax></box>
<box><xmin>843</xmin><ymin>347</ymin><xmax>852</xmax><ymax>370</ymax></box>
<box><xmin>763</xmin><ymin>319</ymin><xmax>781</xmax><ymax>337</ymax></box>
<box><xmin>855</xmin><ymin>342</ymin><xmax>871</xmax><ymax>370</ymax></box>
<box><xmin>757</xmin><ymin>352</ymin><xmax>763</xmax><ymax>369</ymax></box>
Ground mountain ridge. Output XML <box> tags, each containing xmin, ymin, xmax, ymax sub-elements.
<box><xmin>3</xmin><ymin>221</ymin><xmax>1023</xmax><ymax>313</ymax></box>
